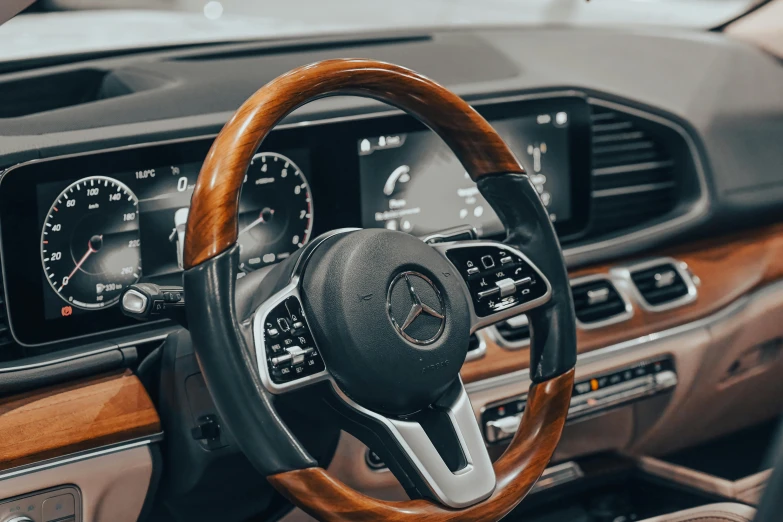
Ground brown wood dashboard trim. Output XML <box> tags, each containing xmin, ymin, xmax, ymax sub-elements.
<box><xmin>462</xmin><ymin>223</ymin><xmax>783</xmax><ymax>384</ymax></box>
<box><xmin>0</xmin><ymin>370</ymin><xmax>161</xmax><ymax>472</ymax></box>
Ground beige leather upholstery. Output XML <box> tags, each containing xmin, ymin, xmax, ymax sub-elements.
<box><xmin>641</xmin><ymin>503</ymin><xmax>755</xmax><ymax>522</ymax></box>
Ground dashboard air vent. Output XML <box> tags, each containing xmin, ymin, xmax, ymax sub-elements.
<box><xmin>571</xmin><ymin>276</ymin><xmax>632</xmax><ymax>328</ymax></box>
<box><xmin>494</xmin><ymin>314</ymin><xmax>530</xmax><ymax>347</ymax></box>
<box><xmin>627</xmin><ymin>259</ymin><xmax>696</xmax><ymax>311</ymax></box>
<box><xmin>588</xmin><ymin>104</ymin><xmax>678</xmax><ymax>237</ymax></box>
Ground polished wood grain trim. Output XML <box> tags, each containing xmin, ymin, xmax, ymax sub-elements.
<box><xmin>0</xmin><ymin>371</ymin><xmax>160</xmax><ymax>471</ymax></box>
<box><xmin>461</xmin><ymin>223</ymin><xmax>783</xmax><ymax>384</ymax></box>
<box><xmin>268</xmin><ymin>369</ymin><xmax>573</xmax><ymax>522</ymax></box>
<box><xmin>184</xmin><ymin>59</ymin><xmax>523</xmax><ymax>269</ymax></box>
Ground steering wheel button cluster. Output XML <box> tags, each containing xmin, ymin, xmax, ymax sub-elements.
<box><xmin>263</xmin><ymin>296</ymin><xmax>325</xmax><ymax>384</ymax></box>
<box><xmin>446</xmin><ymin>244</ymin><xmax>548</xmax><ymax>317</ymax></box>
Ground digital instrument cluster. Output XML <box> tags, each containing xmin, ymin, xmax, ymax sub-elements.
<box><xmin>0</xmin><ymin>94</ymin><xmax>591</xmax><ymax>347</ymax></box>
<box><xmin>0</xmin><ymin>135</ymin><xmax>327</xmax><ymax>346</ymax></box>
<box><xmin>37</xmin><ymin>150</ymin><xmax>312</xmax><ymax>317</ymax></box>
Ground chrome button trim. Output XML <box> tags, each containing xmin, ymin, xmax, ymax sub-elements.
<box><xmin>613</xmin><ymin>257</ymin><xmax>698</xmax><ymax>313</ymax></box>
<box><xmin>570</xmin><ymin>273</ymin><xmax>634</xmax><ymax>330</ymax></box>
<box><xmin>121</xmin><ymin>289</ymin><xmax>148</xmax><ymax>314</ymax></box>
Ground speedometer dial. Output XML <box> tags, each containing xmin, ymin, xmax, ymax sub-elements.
<box><xmin>41</xmin><ymin>176</ymin><xmax>141</xmax><ymax>310</ymax></box>
<box><xmin>237</xmin><ymin>152</ymin><xmax>314</xmax><ymax>270</ymax></box>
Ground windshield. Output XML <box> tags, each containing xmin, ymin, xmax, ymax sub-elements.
<box><xmin>0</xmin><ymin>0</ymin><xmax>762</xmax><ymax>63</ymax></box>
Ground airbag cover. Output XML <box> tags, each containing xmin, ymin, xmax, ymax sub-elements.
<box><xmin>301</xmin><ymin>229</ymin><xmax>470</xmax><ymax>415</ymax></box>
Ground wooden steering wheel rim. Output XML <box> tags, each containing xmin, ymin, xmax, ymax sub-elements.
<box><xmin>184</xmin><ymin>59</ymin><xmax>575</xmax><ymax>521</ymax></box>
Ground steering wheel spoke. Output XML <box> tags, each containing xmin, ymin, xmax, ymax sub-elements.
<box><xmin>432</xmin><ymin>240</ymin><xmax>553</xmax><ymax>332</ymax></box>
<box><xmin>327</xmin><ymin>377</ymin><xmax>496</xmax><ymax>509</ymax></box>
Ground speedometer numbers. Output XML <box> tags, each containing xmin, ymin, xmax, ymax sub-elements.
<box><xmin>40</xmin><ymin>152</ymin><xmax>313</xmax><ymax>310</ymax></box>
<box><xmin>237</xmin><ymin>152</ymin><xmax>314</xmax><ymax>270</ymax></box>
<box><xmin>41</xmin><ymin>176</ymin><xmax>141</xmax><ymax>310</ymax></box>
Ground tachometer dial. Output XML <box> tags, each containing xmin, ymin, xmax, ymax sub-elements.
<box><xmin>41</xmin><ymin>176</ymin><xmax>142</xmax><ymax>310</ymax></box>
<box><xmin>237</xmin><ymin>152</ymin><xmax>314</xmax><ymax>270</ymax></box>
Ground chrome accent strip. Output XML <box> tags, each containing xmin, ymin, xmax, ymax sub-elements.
<box><xmin>570</xmin><ymin>273</ymin><xmax>634</xmax><ymax>330</ymax></box>
<box><xmin>613</xmin><ymin>257</ymin><xmax>698</xmax><ymax>313</ymax></box>
<box><xmin>364</xmin><ymin>448</ymin><xmax>390</xmax><ymax>473</ymax></box>
<box><xmin>592</xmin><ymin>181</ymin><xmax>676</xmax><ymax>198</ymax></box>
<box><xmin>484</xmin><ymin>318</ymin><xmax>530</xmax><ymax>350</ymax></box>
<box><xmin>431</xmin><ymin>240</ymin><xmax>553</xmax><ymax>333</ymax></box>
<box><xmin>465</xmin><ymin>333</ymin><xmax>487</xmax><ymax>362</ymax></box>
<box><xmin>0</xmin><ymin>345</ymin><xmax>117</xmax><ymax>373</ymax></box>
<box><xmin>116</xmin><ymin>329</ymin><xmax>175</xmax><ymax>349</ymax></box>
<box><xmin>420</xmin><ymin>225</ymin><xmax>479</xmax><ymax>245</ymax></box>
<box><xmin>465</xmin><ymin>285</ymin><xmax>756</xmax><ymax>395</ymax></box>
<box><xmin>0</xmin><ymin>326</ymin><xmax>175</xmax><ymax>373</ymax></box>
<box><xmin>563</xmin><ymin>97</ymin><xmax>709</xmax><ymax>259</ymax></box>
<box><xmin>0</xmin><ymin>433</ymin><xmax>163</xmax><ymax>481</ymax></box>
<box><xmin>529</xmin><ymin>462</ymin><xmax>584</xmax><ymax>494</ymax></box>
<box><xmin>592</xmin><ymin>160</ymin><xmax>674</xmax><ymax>177</ymax></box>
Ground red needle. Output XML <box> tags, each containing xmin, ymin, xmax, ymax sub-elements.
<box><xmin>238</xmin><ymin>208</ymin><xmax>274</xmax><ymax>236</ymax></box>
<box><xmin>60</xmin><ymin>235</ymin><xmax>102</xmax><ymax>291</ymax></box>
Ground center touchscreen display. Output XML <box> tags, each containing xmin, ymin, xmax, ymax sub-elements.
<box><xmin>359</xmin><ymin>110</ymin><xmax>572</xmax><ymax>237</ymax></box>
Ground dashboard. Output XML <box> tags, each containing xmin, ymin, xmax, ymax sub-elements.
<box><xmin>1</xmin><ymin>20</ymin><xmax>783</xmax><ymax>522</ymax></box>
<box><xmin>0</xmin><ymin>95</ymin><xmax>591</xmax><ymax>346</ymax></box>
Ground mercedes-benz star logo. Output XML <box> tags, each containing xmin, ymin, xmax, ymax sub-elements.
<box><xmin>387</xmin><ymin>272</ymin><xmax>446</xmax><ymax>345</ymax></box>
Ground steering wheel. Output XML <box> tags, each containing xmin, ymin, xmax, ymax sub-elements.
<box><xmin>182</xmin><ymin>59</ymin><xmax>576</xmax><ymax>521</ymax></box>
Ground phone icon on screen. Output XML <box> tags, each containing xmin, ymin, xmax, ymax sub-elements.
<box><xmin>383</xmin><ymin>165</ymin><xmax>411</xmax><ymax>196</ymax></box>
